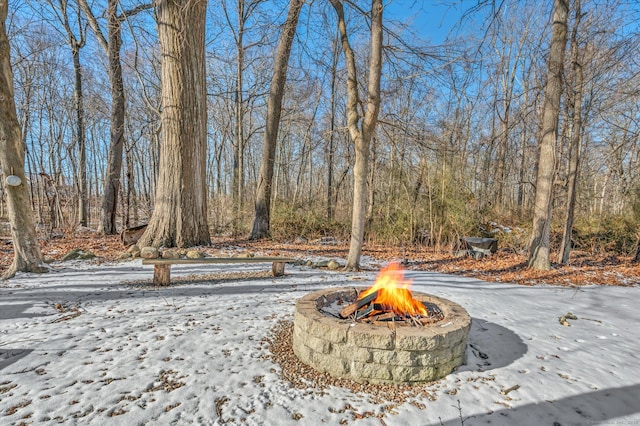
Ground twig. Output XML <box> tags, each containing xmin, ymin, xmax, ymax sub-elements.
<box><xmin>441</xmin><ymin>400</ymin><xmax>475</xmax><ymax>425</ymax></box>
<box><xmin>500</xmin><ymin>384</ymin><xmax>520</xmax><ymax>395</ymax></box>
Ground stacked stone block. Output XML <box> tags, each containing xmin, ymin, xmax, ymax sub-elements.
<box><xmin>293</xmin><ymin>288</ymin><xmax>471</xmax><ymax>385</ymax></box>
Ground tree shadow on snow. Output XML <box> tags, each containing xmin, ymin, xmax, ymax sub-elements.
<box><xmin>0</xmin><ymin>303</ymin><xmax>54</xmax><ymax>320</ymax></box>
<box><xmin>0</xmin><ymin>349</ymin><xmax>33</xmax><ymax>371</ymax></box>
<box><xmin>434</xmin><ymin>383</ymin><xmax>640</xmax><ymax>426</ymax></box>
<box><xmin>0</xmin><ymin>270</ymin><xmax>351</xmax><ymax>322</ymax></box>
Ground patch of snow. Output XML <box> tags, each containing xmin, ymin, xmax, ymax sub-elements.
<box><xmin>0</xmin><ymin>260</ymin><xmax>638</xmax><ymax>425</ymax></box>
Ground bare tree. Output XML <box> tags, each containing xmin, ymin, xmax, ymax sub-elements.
<box><xmin>528</xmin><ymin>0</ymin><xmax>569</xmax><ymax>270</ymax></box>
<box><xmin>491</xmin><ymin>9</ymin><xmax>533</xmax><ymax>211</ymax></box>
<box><xmin>558</xmin><ymin>0</ymin><xmax>583</xmax><ymax>264</ymax></box>
<box><xmin>249</xmin><ymin>0</ymin><xmax>303</xmax><ymax>239</ymax></box>
<box><xmin>326</xmin><ymin>30</ymin><xmax>340</xmax><ymax>221</ymax></box>
<box><xmin>138</xmin><ymin>0</ymin><xmax>210</xmax><ymax>248</ymax></box>
<box><xmin>79</xmin><ymin>0</ymin><xmax>152</xmax><ymax>235</ymax></box>
<box><xmin>220</xmin><ymin>0</ymin><xmax>266</xmax><ymax>235</ymax></box>
<box><xmin>44</xmin><ymin>0</ymin><xmax>89</xmax><ymax>227</ymax></box>
<box><xmin>329</xmin><ymin>0</ymin><xmax>383</xmax><ymax>270</ymax></box>
<box><xmin>0</xmin><ymin>0</ymin><xmax>47</xmax><ymax>278</ymax></box>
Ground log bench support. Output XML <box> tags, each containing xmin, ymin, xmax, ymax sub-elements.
<box><xmin>142</xmin><ymin>257</ymin><xmax>297</xmax><ymax>286</ymax></box>
<box><xmin>154</xmin><ymin>264</ymin><xmax>171</xmax><ymax>286</ymax></box>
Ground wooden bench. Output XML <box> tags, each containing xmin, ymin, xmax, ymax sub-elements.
<box><xmin>142</xmin><ymin>256</ymin><xmax>298</xmax><ymax>286</ymax></box>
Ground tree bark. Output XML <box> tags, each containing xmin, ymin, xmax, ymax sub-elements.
<box><xmin>100</xmin><ymin>0</ymin><xmax>125</xmax><ymax>234</ymax></box>
<box><xmin>138</xmin><ymin>0</ymin><xmax>210</xmax><ymax>248</ymax></box>
<box><xmin>0</xmin><ymin>0</ymin><xmax>47</xmax><ymax>278</ymax></box>
<box><xmin>249</xmin><ymin>0</ymin><xmax>303</xmax><ymax>239</ymax></box>
<box><xmin>528</xmin><ymin>0</ymin><xmax>569</xmax><ymax>270</ymax></box>
<box><xmin>559</xmin><ymin>0</ymin><xmax>583</xmax><ymax>264</ymax></box>
<box><xmin>329</xmin><ymin>0</ymin><xmax>383</xmax><ymax>270</ymax></box>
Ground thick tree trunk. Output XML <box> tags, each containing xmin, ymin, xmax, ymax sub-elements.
<box><xmin>559</xmin><ymin>0</ymin><xmax>583</xmax><ymax>265</ymax></box>
<box><xmin>99</xmin><ymin>0</ymin><xmax>125</xmax><ymax>235</ymax></box>
<box><xmin>329</xmin><ymin>0</ymin><xmax>383</xmax><ymax>270</ymax></box>
<box><xmin>0</xmin><ymin>1</ymin><xmax>47</xmax><ymax>278</ymax></box>
<box><xmin>249</xmin><ymin>0</ymin><xmax>303</xmax><ymax>240</ymax></box>
<box><xmin>528</xmin><ymin>0</ymin><xmax>569</xmax><ymax>270</ymax></box>
<box><xmin>138</xmin><ymin>0</ymin><xmax>210</xmax><ymax>248</ymax></box>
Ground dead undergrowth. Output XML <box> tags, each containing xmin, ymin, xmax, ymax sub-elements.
<box><xmin>1</xmin><ymin>232</ymin><xmax>639</xmax><ymax>287</ymax></box>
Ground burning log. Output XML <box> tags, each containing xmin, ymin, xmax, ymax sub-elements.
<box><xmin>422</xmin><ymin>302</ymin><xmax>444</xmax><ymax>319</ymax></box>
<box><xmin>337</xmin><ymin>262</ymin><xmax>445</xmax><ymax>326</ymax></box>
<box><xmin>341</xmin><ymin>296</ymin><xmax>444</xmax><ymax>324</ymax></box>
<box><xmin>361</xmin><ymin>312</ymin><xmax>396</xmax><ymax>323</ymax></box>
<box><xmin>355</xmin><ymin>304</ymin><xmax>375</xmax><ymax>320</ymax></box>
<box><xmin>339</xmin><ymin>290</ymin><xmax>379</xmax><ymax>318</ymax></box>
<box><xmin>355</xmin><ymin>303</ymin><xmax>386</xmax><ymax>320</ymax></box>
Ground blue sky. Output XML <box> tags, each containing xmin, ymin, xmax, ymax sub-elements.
<box><xmin>385</xmin><ymin>0</ymin><xmax>470</xmax><ymax>44</ymax></box>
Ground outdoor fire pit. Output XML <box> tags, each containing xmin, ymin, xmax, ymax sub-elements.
<box><xmin>293</xmin><ymin>263</ymin><xmax>471</xmax><ymax>385</ymax></box>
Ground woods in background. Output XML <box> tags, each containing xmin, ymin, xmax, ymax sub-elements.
<box><xmin>2</xmin><ymin>0</ymin><xmax>640</xmax><ymax>273</ymax></box>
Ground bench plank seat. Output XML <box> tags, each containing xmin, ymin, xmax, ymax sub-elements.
<box><xmin>142</xmin><ymin>257</ymin><xmax>297</xmax><ymax>285</ymax></box>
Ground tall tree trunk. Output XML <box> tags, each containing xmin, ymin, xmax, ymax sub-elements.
<box><xmin>138</xmin><ymin>0</ymin><xmax>210</xmax><ymax>248</ymax></box>
<box><xmin>0</xmin><ymin>0</ymin><xmax>47</xmax><ymax>278</ymax></box>
<box><xmin>528</xmin><ymin>0</ymin><xmax>569</xmax><ymax>270</ymax></box>
<box><xmin>249</xmin><ymin>0</ymin><xmax>303</xmax><ymax>239</ymax></box>
<box><xmin>329</xmin><ymin>0</ymin><xmax>383</xmax><ymax>270</ymax></box>
<box><xmin>559</xmin><ymin>0</ymin><xmax>583</xmax><ymax>264</ymax></box>
<box><xmin>233</xmin><ymin>0</ymin><xmax>245</xmax><ymax>236</ymax></box>
<box><xmin>497</xmin><ymin>90</ymin><xmax>509</xmax><ymax>210</ymax></box>
<box><xmin>71</xmin><ymin>46</ymin><xmax>88</xmax><ymax>227</ymax></box>
<box><xmin>367</xmin><ymin>137</ymin><xmax>376</xmax><ymax>226</ymax></box>
<box><xmin>54</xmin><ymin>0</ymin><xmax>88</xmax><ymax>228</ymax></box>
<box><xmin>99</xmin><ymin>0</ymin><xmax>125</xmax><ymax>234</ymax></box>
<box><xmin>326</xmin><ymin>32</ymin><xmax>339</xmax><ymax>221</ymax></box>
<box><xmin>517</xmin><ymin>67</ymin><xmax>529</xmax><ymax>213</ymax></box>
<box><xmin>127</xmin><ymin>144</ymin><xmax>138</xmax><ymax>226</ymax></box>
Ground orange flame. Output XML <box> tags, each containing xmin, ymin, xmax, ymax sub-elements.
<box><xmin>359</xmin><ymin>262</ymin><xmax>426</xmax><ymax>316</ymax></box>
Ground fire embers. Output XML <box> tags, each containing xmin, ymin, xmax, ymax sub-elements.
<box><xmin>339</xmin><ymin>262</ymin><xmax>444</xmax><ymax>326</ymax></box>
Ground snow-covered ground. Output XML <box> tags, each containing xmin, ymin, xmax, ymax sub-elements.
<box><xmin>1</xmin><ymin>258</ymin><xmax>639</xmax><ymax>425</ymax></box>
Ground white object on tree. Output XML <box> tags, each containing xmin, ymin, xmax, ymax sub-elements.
<box><xmin>5</xmin><ymin>175</ymin><xmax>21</xmax><ymax>186</ymax></box>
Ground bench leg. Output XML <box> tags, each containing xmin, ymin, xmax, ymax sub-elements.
<box><xmin>154</xmin><ymin>264</ymin><xmax>171</xmax><ymax>285</ymax></box>
<box><xmin>272</xmin><ymin>262</ymin><xmax>285</xmax><ymax>277</ymax></box>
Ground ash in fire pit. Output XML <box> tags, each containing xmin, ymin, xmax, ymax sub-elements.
<box><xmin>293</xmin><ymin>263</ymin><xmax>471</xmax><ymax>385</ymax></box>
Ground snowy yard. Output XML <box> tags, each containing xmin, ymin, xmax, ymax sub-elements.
<box><xmin>1</xmin><ymin>259</ymin><xmax>639</xmax><ymax>425</ymax></box>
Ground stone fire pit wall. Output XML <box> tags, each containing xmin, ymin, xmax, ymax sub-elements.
<box><xmin>293</xmin><ymin>288</ymin><xmax>471</xmax><ymax>385</ymax></box>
